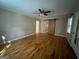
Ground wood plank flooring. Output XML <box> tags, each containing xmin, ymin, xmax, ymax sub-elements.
<box><xmin>0</xmin><ymin>33</ymin><xmax>77</xmax><ymax>59</ymax></box>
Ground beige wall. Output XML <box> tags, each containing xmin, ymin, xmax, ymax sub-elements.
<box><xmin>0</xmin><ymin>8</ymin><xmax>36</xmax><ymax>42</ymax></box>
<box><xmin>55</xmin><ymin>17</ymin><xmax>68</xmax><ymax>36</ymax></box>
<box><xmin>40</xmin><ymin>18</ymin><xmax>68</xmax><ymax>36</ymax></box>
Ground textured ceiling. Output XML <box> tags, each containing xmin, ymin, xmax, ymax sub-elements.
<box><xmin>0</xmin><ymin>0</ymin><xmax>79</xmax><ymax>19</ymax></box>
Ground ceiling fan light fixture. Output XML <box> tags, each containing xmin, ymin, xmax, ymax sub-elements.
<box><xmin>39</xmin><ymin>14</ymin><xmax>44</xmax><ymax>16</ymax></box>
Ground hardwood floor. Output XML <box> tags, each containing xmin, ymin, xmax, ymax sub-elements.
<box><xmin>0</xmin><ymin>33</ymin><xmax>77</xmax><ymax>59</ymax></box>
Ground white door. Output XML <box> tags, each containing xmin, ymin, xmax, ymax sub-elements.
<box><xmin>74</xmin><ymin>19</ymin><xmax>79</xmax><ymax>48</ymax></box>
<box><xmin>76</xmin><ymin>29</ymin><xmax>79</xmax><ymax>48</ymax></box>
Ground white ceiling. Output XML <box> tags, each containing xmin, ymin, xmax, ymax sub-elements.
<box><xmin>0</xmin><ymin>0</ymin><xmax>79</xmax><ymax>19</ymax></box>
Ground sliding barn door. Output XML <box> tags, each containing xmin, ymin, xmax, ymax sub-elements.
<box><xmin>48</xmin><ymin>19</ymin><xmax>56</xmax><ymax>35</ymax></box>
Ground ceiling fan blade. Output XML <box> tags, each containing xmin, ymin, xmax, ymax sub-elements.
<box><xmin>45</xmin><ymin>11</ymin><xmax>51</xmax><ymax>13</ymax></box>
<box><xmin>38</xmin><ymin>9</ymin><xmax>43</xmax><ymax>13</ymax></box>
<box><xmin>44</xmin><ymin>13</ymin><xmax>48</xmax><ymax>16</ymax></box>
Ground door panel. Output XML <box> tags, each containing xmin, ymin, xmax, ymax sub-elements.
<box><xmin>76</xmin><ymin>29</ymin><xmax>79</xmax><ymax>48</ymax></box>
<box><xmin>75</xmin><ymin>19</ymin><xmax>79</xmax><ymax>48</ymax></box>
<box><xmin>48</xmin><ymin>19</ymin><xmax>56</xmax><ymax>35</ymax></box>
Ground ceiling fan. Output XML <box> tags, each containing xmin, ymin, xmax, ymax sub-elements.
<box><xmin>34</xmin><ymin>9</ymin><xmax>51</xmax><ymax>16</ymax></box>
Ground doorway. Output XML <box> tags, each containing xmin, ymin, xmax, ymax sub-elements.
<box><xmin>36</xmin><ymin>20</ymin><xmax>40</xmax><ymax>33</ymax></box>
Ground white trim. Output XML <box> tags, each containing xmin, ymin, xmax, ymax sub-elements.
<box><xmin>67</xmin><ymin>38</ymin><xmax>72</xmax><ymax>47</ymax></box>
<box><xmin>55</xmin><ymin>34</ymin><xmax>67</xmax><ymax>38</ymax></box>
<box><xmin>6</xmin><ymin>33</ymin><xmax>35</xmax><ymax>43</ymax></box>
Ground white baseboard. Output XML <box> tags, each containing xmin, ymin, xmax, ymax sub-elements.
<box><xmin>6</xmin><ymin>33</ymin><xmax>35</xmax><ymax>43</ymax></box>
<box><xmin>55</xmin><ymin>34</ymin><xmax>67</xmax><ymax>38</ymax></box>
